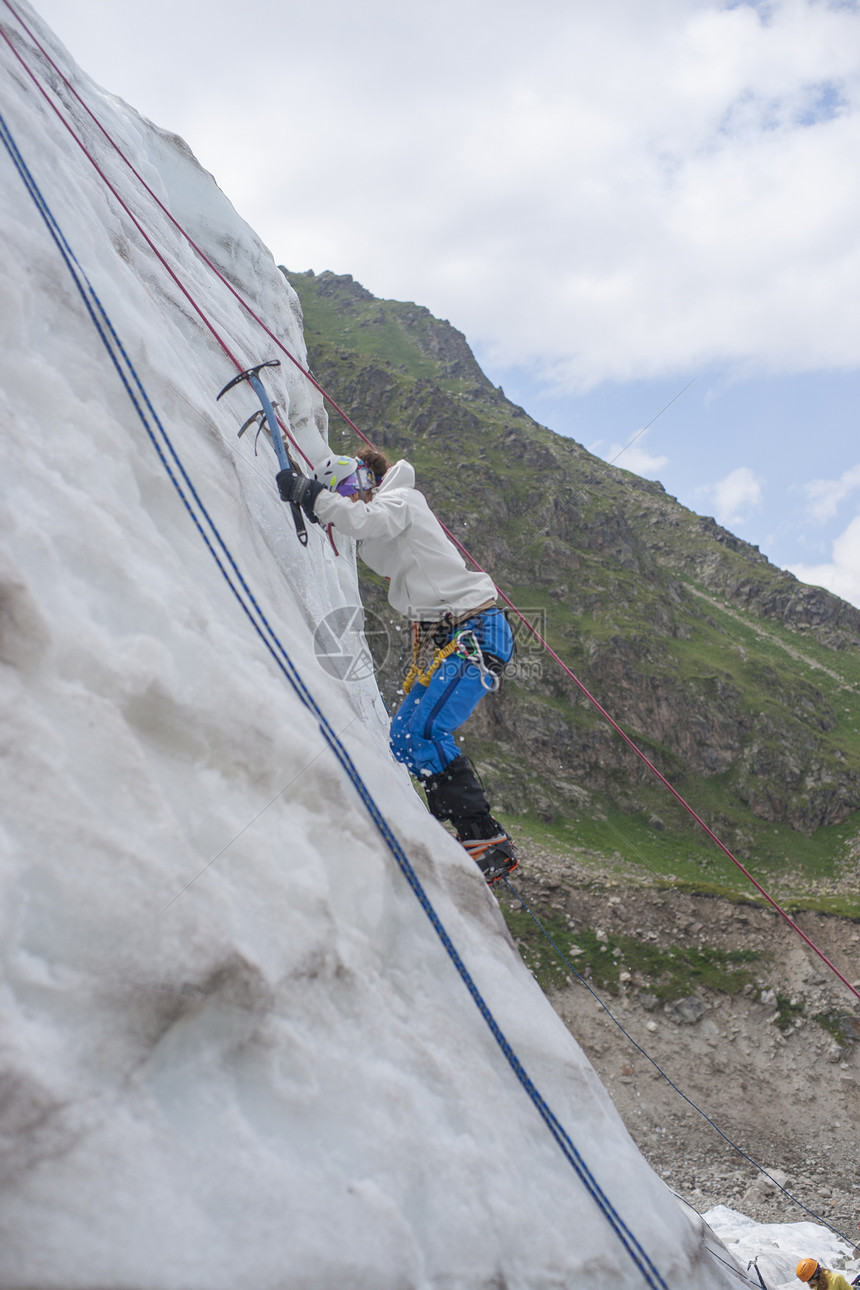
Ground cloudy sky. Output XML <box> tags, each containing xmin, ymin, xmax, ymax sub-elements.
<box><xmin>29</xmin><ymin>0</ymin><xmax>860</xmax><ymax>607</ymax></box>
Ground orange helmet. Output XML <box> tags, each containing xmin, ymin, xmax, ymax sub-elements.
<box><xmin>796</xmin><ymin>1260</ymin><xmax>820</xmax><ymax>1283</ymax></box>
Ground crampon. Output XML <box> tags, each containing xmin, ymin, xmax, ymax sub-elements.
<box><xmin>459</xmin><ymin>831</ymin><xmax>518</xmax><ymax>884</ymax></box>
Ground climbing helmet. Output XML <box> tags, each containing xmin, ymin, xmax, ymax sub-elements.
<box><xmin>313</xmin><ymin>454</ymin><xmax>374</xmax><ymax>497</ymax></box>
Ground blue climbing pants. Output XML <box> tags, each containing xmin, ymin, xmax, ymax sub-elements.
<box><xmin>390</xmin><ymin>608</ymin><xmax>513</xmax><ymax>777</ymax></box>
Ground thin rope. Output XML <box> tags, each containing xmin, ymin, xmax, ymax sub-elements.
<box><xmin>5</xmin><ymin>1</ymin><xmax>856</xmax><ymax>1009</ymax></box>
<box><xmin>694</xmin><ymin>1239</ymin><xmax>766</xmax><ymax>1289</ymax></box>
<box><xmin>0</xmin><ymin>109</ymin><xmax>672</xmax><ymax>1290</ymax></box>
<box><xmin>502</xmin><ymin>877</ymin><xmax>860</xmax><ymax>1255</ymax></box>
<box><xmin>607</xmin><ymin>378</ymin><xmax>697</xmax><ymax>467</ymax></box>
<box><xmin>486</xmin><ymin>696</ymin><xmax>699</xmax><ymax>905</ymax></box>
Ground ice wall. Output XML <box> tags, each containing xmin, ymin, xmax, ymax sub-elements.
<box><xmin>0</xmin><ymin>4</ymin><xmax>738</xmax><ymax>1286</ymax></box>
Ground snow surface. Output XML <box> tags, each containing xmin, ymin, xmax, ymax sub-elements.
<box><xmin>0</xmin><ymin>4</ymin><xmax>852</xmax><ymax>1287</ymax></box>
<box><xmin>705</xmin><ymin>1208</ymin><xmax>860</xmax><ymax>1290</ymax></box>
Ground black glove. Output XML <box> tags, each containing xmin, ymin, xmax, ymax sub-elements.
<box><xmin>276</xmin><ymin>469</ymin><xmax>324</xmax><ymax>521</ymax></box>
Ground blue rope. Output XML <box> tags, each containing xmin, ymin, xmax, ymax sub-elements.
<box><xmin>0</xmin><ymin>110</ymin><xmax>671</xmax><ymax>1290</ymax></box>
<box><xmin>503</xmin><ymin>878</ymin><xmax>860</xmax><ymax>1255</ymax></box>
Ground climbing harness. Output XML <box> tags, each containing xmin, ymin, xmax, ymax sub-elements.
<box><xmin>0</xmin><ymin>105</ymin><xmax>672</xmax><ymax>1290</ymax></box>
<box><xmin>402</xmin><ymin>623</ymin><xmax>461</xmax><ymax>693</ymax></box>
<box><xmin>403</xmin><ymin>619</ymin><xmax>503</xmax><ymax>695</ymax></box>
<box><xmin>457</xmin><ymin>629</ymin><xmax>502</xmax><ymax>692</ymax></box>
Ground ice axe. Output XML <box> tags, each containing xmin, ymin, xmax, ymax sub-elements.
<box><xmin>217</xmin><ymin>360</ymin><xmax>308</xmax><ymax>546</ymax></box>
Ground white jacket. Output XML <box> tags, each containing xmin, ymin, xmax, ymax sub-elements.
<box><xmin>313</xmin><ymin>459</ymin><xmax>497</xmax><ymax>619</ymax></box>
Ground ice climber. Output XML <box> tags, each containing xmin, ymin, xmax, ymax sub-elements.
<box><xmin>279</xmin><ymin>447</ymin><xmax>518</xmax><ymax>884</ymax></box>
<box><xmin>796</xmin><ymin>1261</ymin><xmax>854</xmax><ymax>1290</ymax></box>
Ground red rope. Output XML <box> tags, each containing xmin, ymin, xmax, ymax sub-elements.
<box><xmin>0</xmin><ymin>0</ymin><xmax>371</xmax><ymax>458</ymax></box>
<box><xmin>0</xmin><ymin>6</ymin><xmax>315</xmax><ymax>469</ymax></box>
<box><xmin>5</xmin><ymin>1</ymin><xmax>857</xmax><ymax>1005</ymax></box>
<box><xmin>444</xmin><ymin>528</ymin><xmax>860</xmax><ymax>1005</ymax></box>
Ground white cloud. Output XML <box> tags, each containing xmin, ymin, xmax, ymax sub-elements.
<box><xmin>697</xmin><ymin>466</ymin><xmax>763</xmax><ymax>526</ymax></box>
<box><xmin>804</xmin><ymin>461</ymin><xmax>860</xmax><ymax>522</ymax></box>
<box><xmin>34</xmin><ymin>0</ymin><xmax>860</xmax><ymax>393</ymax></box>
<box><xmin>599</xmin><ymin>440</ymin><xmax>669</xmax><ymax>478</ymax></box>
<box><xmin>791</xmin><ymin>511</ymin><xmax>860</xmax><ymax>608</ymax></box>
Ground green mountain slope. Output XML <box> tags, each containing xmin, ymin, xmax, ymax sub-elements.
<box><xmin>284</xmin><ymin>268</ymin><xmax>860</xmax><ymax>909</ymax></box>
